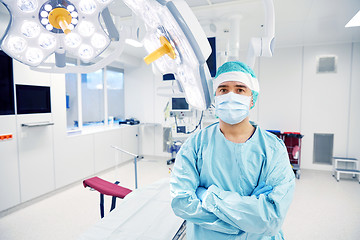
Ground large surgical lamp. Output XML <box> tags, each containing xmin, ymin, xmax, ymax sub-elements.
<box><xmin>0</xmin><ymin>0</ymin><xmax>125</xmax><ymax>73</ymax></box>
<box><xmin>123</xmin><ymin>0</ymin><xmax>213</xmax><ymax>110</ymax></box>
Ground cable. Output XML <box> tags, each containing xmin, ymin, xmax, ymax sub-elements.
<box><xmin>173</xmin><ymin>110</ymin><xmax>204</xmax><ymax>135</ymax></box>
<box><xmin>186</xmin><ymin>111</ymin><xmax>203</xmax><ymax>134</ymax></box>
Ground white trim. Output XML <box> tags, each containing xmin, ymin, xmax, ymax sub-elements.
<box><xmin>103</xmin><ymin>68</ymin><xmax>108</xmax><ymax>126</ymax></box>
<box><xmin>213</xmin><ymin>71</ymin><xmax>259</xmax><ymax>93</ymax></box>
<box><xmin>77</xmin><ymin>72</ymin><xmax>83</xmax><ymax>130</ymax></box>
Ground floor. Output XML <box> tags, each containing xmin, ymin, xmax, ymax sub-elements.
<box><xmin>0</xmin><ymin>157</ymin><xmax>359</xmax><ymax>240</ymax></box>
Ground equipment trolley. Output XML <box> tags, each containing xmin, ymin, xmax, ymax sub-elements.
<box><xmin>282</xmin><ymin>132</ymin><xmax>303</xmax><ymax>179</ymax></box>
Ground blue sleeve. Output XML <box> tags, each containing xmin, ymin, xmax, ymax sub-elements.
<box><xmin>170</xmin><ymin>136</ymin><xmax>241</xmax><ymax>235</ymax></box>
<box><xmin>201</xmin><ymin>141</ymin><xmax>295</xmax><ymax>236</ymax></box>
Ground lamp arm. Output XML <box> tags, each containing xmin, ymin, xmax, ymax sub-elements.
<box><xmin>261</xmin><ymin>0</ymin><xmax>275</xmax><ymax>57</ymax></box>
<box><xmin>246</xmin><ymin>0</ymin><xmax>275</xmax><ymax>68</ymax></box>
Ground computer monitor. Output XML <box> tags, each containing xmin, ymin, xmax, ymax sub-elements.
<box><xmin>16</xmin><ymin>85</ymin><xmax>51</xmax><ymax>114</ymax></box>
<box><xmin>163</xmin><ymin>73</ymin><xmax>175</xmax><ymax>81</ymax></box>
<box><xmin>171</xmin><ymin>97</ymin><xmax>189</xmax><ymax>111</ymax></box>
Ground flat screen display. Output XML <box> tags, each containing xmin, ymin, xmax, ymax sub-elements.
<box><xmin>0</xmin><ymin>51</ymin><xmax>15</xmax><ymax>115</ymax></box>
<box><xmin>16</xmin><ymin>85</ymin><xmax>51</xmax><ymax>114</ymax></box>
<box><xmin>172</xmin><ymin>97</ymin><xmax>189</xmax><ymax>111</ymax></box>
<box><xmin>163</xmin><ymin>73</ymin><xmax>175</xmax><ymax>81</ymax></box>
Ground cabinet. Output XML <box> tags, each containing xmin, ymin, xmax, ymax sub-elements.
<box><xmin>332</xmin><ymin>157</ymin><xmax>360</xmax><ymax>183</ymax></box>
<box><xmin>17</xmin><ymin>114</ymin><xmax>55</xmax><ymax>202</ymax></box>
<box><xmin>0</xmin><ymin>116</ymin><xmax>21</xmax><ymax>212</ymax></box>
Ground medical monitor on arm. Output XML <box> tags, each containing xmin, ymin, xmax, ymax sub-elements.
<box><xmin>171</xmin><ymin>97</ymin><xmax>190</xmax><ymax>112</ymax></box>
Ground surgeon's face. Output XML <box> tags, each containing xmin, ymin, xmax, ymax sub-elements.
<box><xmin>216</xmin><ymin>81</ymin><xmax>254</xmax><ymax>108</ymax></box>
<box><xmin>216</xmin><ymin>81</ymin><xmax>251</xmax><ymax>96</ymax></box>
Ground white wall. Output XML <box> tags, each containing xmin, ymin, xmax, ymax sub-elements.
<box><xmin>257</xmin><ymin>43</ymin><xmax>359</xmax><ymax>171</ymax></box>
<box><xmin>301</xmin><ymin>43</ymin><xmax>353</xmax><ymax>170</ymax></box>
<box><xmin>257</xmin><ymin>47</ymin><xmax>303</xmax><ymax>132</ymax></box>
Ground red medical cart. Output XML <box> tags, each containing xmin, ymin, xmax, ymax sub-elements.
<box><xmin>282</xmin><ymin>132</ymin><xmax>303</xmax><ymax>179</ymax></box>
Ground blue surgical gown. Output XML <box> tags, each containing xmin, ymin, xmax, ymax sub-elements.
<box><xmin>170</xmin><ymin>123</ymin><xmax>295</xmax><ymax>240</ymax></box>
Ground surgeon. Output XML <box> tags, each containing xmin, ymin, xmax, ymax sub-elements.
<box><xmin>170</xmin><ymin>61</ymin><xmax>295</xmax><ymax>239</ymax></box>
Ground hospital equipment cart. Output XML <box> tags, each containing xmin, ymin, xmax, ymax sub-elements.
<box><xmin>282</xmin><ymin>132</ymin><xmax>303</xmax><ymax>179</ymax></box>
<box><xmin>332</xmin><ymin>157</ymin><xmax>360</xmax><ymax>183</ymax></box>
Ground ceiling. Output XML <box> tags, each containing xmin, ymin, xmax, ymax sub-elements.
<box><xmin>1</xmin><ymin>0</ymin><xmax>359</xmax><ymax>60</ymax></box>
<box><xmin>110</xmin><ymin>0</ymin><xmax>360</xmax><ymax>49</ymax></box>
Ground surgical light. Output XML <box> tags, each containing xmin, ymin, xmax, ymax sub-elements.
<box><xmin>46</xmin><ymin>24</ymin><xmax>53</xmax><ymax>31</ymax></box>
<box><xmin>26</xmin><ymin>48</ymin><xmax>43</xmax><ymax>63</ymax></box>
<box><xmin>123</xmin><ymin>0</ymin><xmax>212</xmax><ymax>110</ymax></box>
<box><xmin>38</xmin><ymin>33</ymin><xmax>56</xmax><ymax>49</ymax></box>
<box><xmin>64</xmin><ymin>33</ymin><xmax>81</xmax><ymax>48</ymax></box>
<box><xmin>17</xmin><ymin>0</ymin><xmax>38</xmax><ymax>12</ymax></box>
<box><xmin>78</xmin><ymin>44</ymin><xmax>94</xmax><ymax>60</ymax></box>
<box><xmin>78</xmin><ymin>21</ymin><xmax>95</xmax><ymax>37</ymax></box>
<box><xmin>67</xmin><ymin>5</ymin><xmax>74</xmax><ymax>12</ymax></box>
<box><xmin>78</xmin><ymin>0</ymin><xmax>97</xmax><ymax>15</ymax></box>
<box><xmin>7</xmin><ymin>36</ymin><xmax>27</xmax><ymax>53</ymax></box>
<box><xmin>40</xmin><ymin>11</ymin><xmax>48</xmax><ymax>18</ymax></box>
<box><xmin>21</xmin><ymin>21</ymin><xmax>41</xmax><ymax>38</ymax></box>
<box><xmin>44</xmin><ymin>3</ymin><xmax>51</xmax><ymax>11</ymax></box>
<box><xmin>0</xmin><ymin>0</ymin><xmax>113</xmax><ymax>67</ymax></box>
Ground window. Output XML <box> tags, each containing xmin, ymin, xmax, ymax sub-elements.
<box><xmin>107</xmin><ymin>67</ymin><xmax>124</xmax><ymax>120</ymax></box>
<box><xmin>65</xmin><ymin>65</ymin><xmax>125</xmax><ymax>132</ymax></box>
<box><xmin>81</xmin><ymin>69</ymin><xmax>105</xmax><ymax>126</ymax></box>
<box><xmin>65</xmin><ymin>72</ymin><xmax>79</xmax><ymax>129</ymax></box>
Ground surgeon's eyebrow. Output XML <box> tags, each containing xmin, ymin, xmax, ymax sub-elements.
<box><xmin>218</xmin><ymin>84</ymin><xmax>247</xmax><ymax>88</ymax></box>
<box><xmin>235</xmin><ymin>84</ymin><xmax>247</xmax><ymax>88</ymax></box>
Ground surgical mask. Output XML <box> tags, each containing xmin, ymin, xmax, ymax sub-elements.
<box><xmin>215</xmin><ymin>92</ymin><xmax>251</xmax><ymax>125</ymax></box>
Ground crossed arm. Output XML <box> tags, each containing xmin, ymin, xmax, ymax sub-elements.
<box><xmin>170</xmin><ymin>142</ymin><xmax>295</xmax><ymax>236</ymax></box>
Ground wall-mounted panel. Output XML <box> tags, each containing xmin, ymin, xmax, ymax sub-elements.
<box><xmin>313</xmin><ymin>133</ymin><xmax>334</xmax><ymax>165</ymax></box>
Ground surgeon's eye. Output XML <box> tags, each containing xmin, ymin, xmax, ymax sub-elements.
<box><xmin>236</xmin><ymin>87</ymin><xmax>249</xmax><ymax>94</ymax></box>
<box><xmin>219</xmin><ymin>88</ymin><xmax>228</xmax><ymax>94</ymax></box>
<box><xmin>237</xmin><ymin>88</ymin><xmax>245</xmax><ymax>93</ymax></box>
